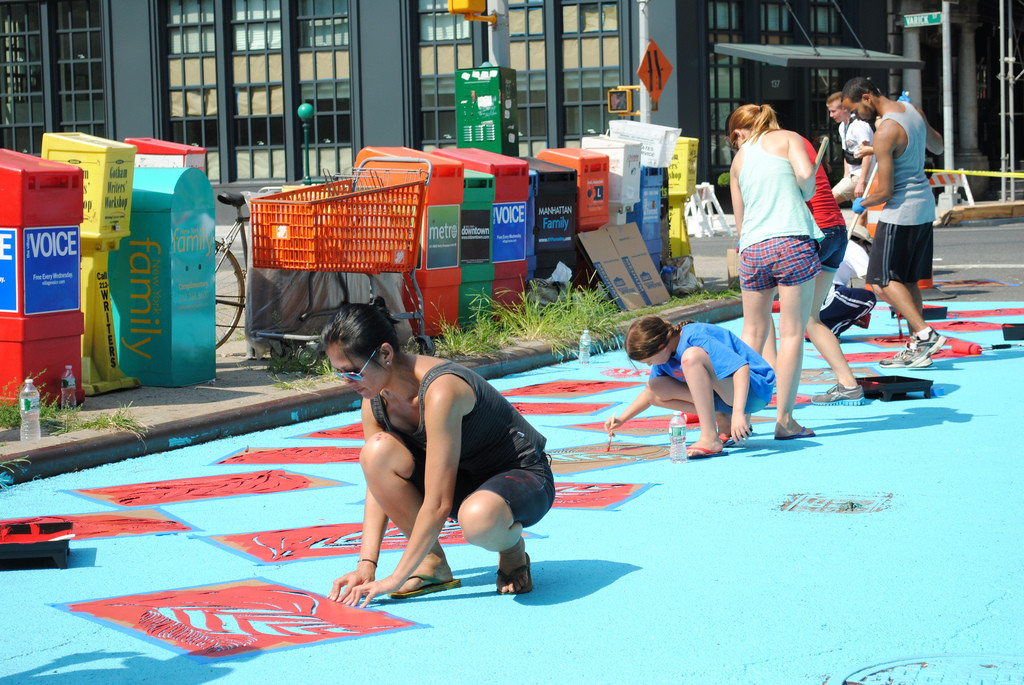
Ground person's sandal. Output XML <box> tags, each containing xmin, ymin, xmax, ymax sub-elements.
<box><xmin>496</xmin><ymin>553</ymin><xmax>532</xmax><ymax>594</ymax></box>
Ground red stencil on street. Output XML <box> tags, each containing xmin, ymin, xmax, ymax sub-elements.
<box><xmin>72</xmin><ymin>470</ymin><xmax>348</xmax><ymax>508</ymax></box>
<box><xmin>205</xmin><ymin>520</ymin><xmax>475</xmax><ymax>564</ymax></box>
<box><xmin>1</xmin><ymin>510</ymin><xmax>191</xmax><ymax>539</ymax></box>
<box><xmin>552</xmin><ymin>482</ymin><xmax>653</xmax><ymax>510</ymax></box>
<box><xmin>511</xmin><ymin>402</ymin><xmax>613</xmax><ymax>415</ymax></box>
<box><xmin>216</xmin><ymin>446</ymin><xmax>362</xmax><ymax>465</ymax></box>
<box><xmin>60</xmin><ymin>579</ymin><xmax>420</xmax><ymax>661</ymax></box>
<box><xmin>501</xmin><ymin>379</ymin><xmax>644</xmax><ymax>399</ymax></box>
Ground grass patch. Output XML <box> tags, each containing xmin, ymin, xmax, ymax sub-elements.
<box><xmin>434</xmin><ymin>284</ymin><xmax>739</xmax><ymax>359</ymax></box>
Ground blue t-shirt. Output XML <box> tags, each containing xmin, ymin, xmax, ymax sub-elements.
<box><xmin>649</xmin><ymin>323</ymin><xmax>775</xmax><ymax>406</ymax></box>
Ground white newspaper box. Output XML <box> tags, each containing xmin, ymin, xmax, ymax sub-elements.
<box><xmin>607</xmin><ymin>120</ymin><xmax>682</xmax><ymax>168</ymax></box>
<box><xmin>581</xmin><ymin>135</ymin><xmax>642</xmax><ymax>207</ymax></box>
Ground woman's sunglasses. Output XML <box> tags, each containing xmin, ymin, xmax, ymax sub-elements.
<box><xmin>333</xmin><ymin>347</ymin><xmax>379</xmax><ymax>382</ymax></box>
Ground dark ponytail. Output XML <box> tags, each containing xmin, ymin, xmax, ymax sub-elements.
<box><xmin>320</xmin><ymin>298</ymin><xmax>399</xmax><ymax>361</ymax></box>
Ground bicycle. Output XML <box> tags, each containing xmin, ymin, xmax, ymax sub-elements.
<box><xmin>214</xmin><ymin>191</ymin><xmax>249</xmax><ymax>348</ymax></box>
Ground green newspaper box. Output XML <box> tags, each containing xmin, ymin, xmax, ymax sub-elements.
<box><xmin>456</xmin><ymin>63</ymin><xmax>518</xmax><ymax>156</ymax></box>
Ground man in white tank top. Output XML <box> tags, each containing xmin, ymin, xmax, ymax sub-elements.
<box><xmin>841</xmin><ymin>77</ymin><xmax>945</xmax><ymax>369</ymax></box>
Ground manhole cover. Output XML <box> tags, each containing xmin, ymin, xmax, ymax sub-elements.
<box><xmin>844</xmin><ymin>655</ymin><xmax>1024</xmax><ymax>684</ymax></box>
<box><xmin>780</xmin><ymin>493</ymin><xmax>893</xmax><ymax>514</ymax></box>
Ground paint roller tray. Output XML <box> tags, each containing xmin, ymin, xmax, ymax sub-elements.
<box><xmin>1003</xmin><ymin>324</ymin><xmax>1024</xmax><ymax>340</ymax></box>
<box><xmin>856</xmin><ymin>375</ymin><xmax>933</xmax><ymax>402</ymax></box>
<box><xmin>0</xmin><ymin>521</ymin><xmax>73</xmax><ymax>569</ymax></box>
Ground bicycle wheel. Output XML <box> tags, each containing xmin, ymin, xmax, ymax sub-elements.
<box><xmin>215</xmin><ymin>240</ymin><xmax>245</xmax><ymax>348</ymax></box>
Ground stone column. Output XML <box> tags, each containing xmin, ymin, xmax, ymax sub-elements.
<box><xmin>954</xmin><ymin>17</ymin><xmax>989</xmax><ymax>199</ymax></box>
<box><xmin>901</xmin><ymin>0</ymin><xmax>923</xmax><ymax>102</ymax></box>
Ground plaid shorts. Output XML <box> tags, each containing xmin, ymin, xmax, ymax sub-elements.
<box><xmin>739</xmin><ymin>236</ymin><xmax>822</xmax><ymax>291</ymax></box>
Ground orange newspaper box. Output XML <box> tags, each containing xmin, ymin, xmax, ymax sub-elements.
<box><xmin>536</xmin><ymin>147</ymin><xmax>609</xmax><ymax>232</ymax></box>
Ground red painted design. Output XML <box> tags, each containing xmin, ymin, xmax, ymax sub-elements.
<box><xmin>298</xmin><ymin>423</ymin><xmax>364</xmax><ymax>440</ymax></box>
<box><xmin>64</xmin><ymin>579</ymin><xmax>417</xmax><ymax>660</ymax></box>
<box><xmin>501</xmin><ymin>379</ymin><xmax>644</xmax><ymax>398</ymax></box>
<box><xmin>0</xmin><ymin>510</ymin><xmax>189</xmax><ymax>540</ymax></box>
<box><xmin>217</xmin><ymin>447</ymin><xmax>361</xmax><ymax>465</ymax></box>
<box><xmin>935</xmin><ymin>278</ymin><xmax>1011</xmax><ymax>288</ymax></box>
<box><xmin>552</xmin><ymin>482</ymin><xmax>649</xmax><ymax>510</ymax></box>
<box><xmin>842</xmin><ymin>349</ymin><xmax>956</xmax><ymax>363</ymax></box>
<box><xmin>511</xmin><ymin>402</ymin><xmax>613</xmax><ymax>415</ymax></box>
<box><xmin>600</xmin><ymin>368</ymin><xmax>648</xmax><ymax>379</ymax></box>
<box><xmin>945</xmin><ymin>307</ymin><xmax>1024</xmax><ymax>319</ymax></box>
<box><xmin>800</xmin><ymin>367</ymin><xmax>880</xmax><ymax>382</ymax></box>
<box><xmin>767</xmin><ymin>394</ymin><xmax>811</xmax><ymax>408</ymax></box>
<box><xmin>568</xmin><ymin>414</ymin><xmax>698</xmax><ymax>436</ymax></box>
<box><xmin>547</xmin><ymin>442</ymin><xmax>669</xmax><ymax>474</ymax></box>
<box><xmin>74</xmin><ymin>470</ymin><xmax>345</xmax><ymax>508</ymax></box>
<box><xmin>209</xmin><ymin>520</ymin><xmax>468</xmax><ymax>564</ymax></box>
<box><xmin>930</xmin><ymin>320</ymin><xmax>1003</xmax><ymax>332</ymax></box>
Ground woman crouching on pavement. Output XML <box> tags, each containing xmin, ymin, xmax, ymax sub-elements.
<box><xmin>323</xmin><ymin>301</ymin><xmax>554</xmax><ymax>606</ymax></box>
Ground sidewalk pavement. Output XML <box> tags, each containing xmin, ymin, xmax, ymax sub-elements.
<box><xmin>1</xmin><ymin>295</ymin><xmax>742</xmax><ymax>484</ymax></box>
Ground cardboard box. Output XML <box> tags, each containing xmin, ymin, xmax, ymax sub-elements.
<box><xmin>578</xmin><ymin>222</ymin><xmax>670</xmax><ymax>310</ymax></box>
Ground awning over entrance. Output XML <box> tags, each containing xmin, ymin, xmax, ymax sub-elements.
<box><xmin>713</xmin><ymin>43</ymin><xmax>924</xmax><ymax>70</ymax></box>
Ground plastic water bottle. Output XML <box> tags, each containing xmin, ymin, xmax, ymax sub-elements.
<box><xmin>60</xmin><ymin>365</ymin><xmax>77</xmax><ymax>410</ymax></box>
<box><xmin>19</xmin><ymin>378</ymin><xmax>41</xmax><ymax>442</ymax></box>
<box><xmin>669</xmin><ymin>411</ymin><xmax>687</xmax><ymax>463</ymax></box>
<box><xmin>579</xmin><ymin>329</ymin><xmax>591</xmax><ymax>366</ymax></box>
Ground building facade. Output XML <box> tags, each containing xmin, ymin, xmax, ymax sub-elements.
<box><xmin>0</xmin><ymin>0</ymin><xmax>1010</xmax><ymax>203</ymax></box>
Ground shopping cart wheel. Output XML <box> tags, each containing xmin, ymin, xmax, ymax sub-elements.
<box><xmin>415</xmin><ymin>335</ymin><xmax>435</xmax><ymax>356</ymax></box>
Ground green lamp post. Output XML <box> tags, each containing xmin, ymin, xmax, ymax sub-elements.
<box><xmin>297</xmin><ymin>102</ymin><xmax>314</xmax><ymax>185</ymax></box>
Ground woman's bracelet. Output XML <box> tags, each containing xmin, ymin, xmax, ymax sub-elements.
<box><xmin>358</xmin><ymin>558</ymin><xmax>377</xmax><ymax>567</ymax></box>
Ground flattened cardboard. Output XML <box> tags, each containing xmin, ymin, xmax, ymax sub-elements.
<box><xmin>578</xmin><ymin>223</ymin><xmax>669</xmax><ymax>310</ymax></box>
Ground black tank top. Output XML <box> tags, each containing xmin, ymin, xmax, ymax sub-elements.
<box><xmin>370</xmin><ymin>361</ymin><xmax>547</xmax><ymax>475</ymax></box>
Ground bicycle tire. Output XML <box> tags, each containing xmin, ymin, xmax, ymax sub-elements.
<box><xmin>215</xmin><ymin>240</ymin><xmax>245</xmax><ymax>348</ymax></box>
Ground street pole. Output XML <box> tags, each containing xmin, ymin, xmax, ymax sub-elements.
<box><xmin>1000</xmin><ymin>0</ymin><xmax>1008</xmax><ymax>200</ymax></box>
<box><xmin>941</xmin><ymin>2</ymin><xmax>954</xmax><ymax>205</ymax></box>
<box><xmin>488</xmin><ymin>0</ymin><xmax>510</xmax><ymax>68</ymax></box>
<box><xmin>638</xmin><ymin>0</ymin><xmax>651</xmax><ymax>123</ymax></box>
<box><xmin>297</xmin><ymin>103</ymin><xmax>313</xmax><ymax>185</ymax></box>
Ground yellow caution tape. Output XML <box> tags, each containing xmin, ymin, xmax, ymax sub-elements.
<box><xmin>926</xmin><ymin>168</ymin><xmax>1024</xmax><ymax>180</ymax></box>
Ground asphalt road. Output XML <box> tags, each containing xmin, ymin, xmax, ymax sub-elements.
<box><xmin>686</xmin><ymin>218</ymin><xmax>1024</xmax><ymax>302</ymax></box>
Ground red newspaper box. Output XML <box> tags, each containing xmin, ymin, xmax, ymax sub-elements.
<box><xmin>355</xmin><ymin>147</ymin><xmax>463</xmax><ymax>335</ymax></box>
<box><xmin>124</xmin><ymin>138</ymin><xmax>207</xmax><ymax>172</ymax></box>
<box><xmin>433</xmin><ymin>148</ymin><xmax>528</xmax><ymax>306</ymax></box>
<box><xmin>0</xmin><ymin>149</ymin><xmax>85</xmax><ymax>404</ymax></box>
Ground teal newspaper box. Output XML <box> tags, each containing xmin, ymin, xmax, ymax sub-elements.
<box><xmin>110</xmin><ymin>167</ymin><xmax>215</xmax><ymax>386</ymax></box>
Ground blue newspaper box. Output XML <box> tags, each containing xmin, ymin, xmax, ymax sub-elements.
<box><xmin>110</xmin><ymin>167</ymin><xmax>215</xmax><ymax>386</ymax></box>
<box><xmin>626</xmin><ymin>166</ymin><xmax>665</xmax><ymax>269</ymax></box>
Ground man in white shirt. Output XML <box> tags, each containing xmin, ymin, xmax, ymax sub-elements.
<box><xmin>827</xmin><ymin>92</ymin><xmax>874</xmax><ymax>207</ymax></box>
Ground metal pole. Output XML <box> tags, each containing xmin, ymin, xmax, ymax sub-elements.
<box><xmin>1011</xmin><ymin>0</ymin><xmax>1017</xmax><ymax>200</ymax></box>
<box><xmin>638</xmin><ymin>0</ymin><xmax>651</xmax><ymax>124</ymax></box>
<box><xmin>488</xmin><ymin>0</ymin><xmax>510</xmax><ymax>68</ymax></box>
<box><xmin>941</xmin><ymin>1</ymin><xmax>954</xmax><ymax>173</ymax></box>
<box><xmin>1001</xmin><ymin>0</ymin><xmax>1008</xmax><ymax>201</ymax></box>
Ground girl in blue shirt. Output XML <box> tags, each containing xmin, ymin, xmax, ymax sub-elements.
<box><xmin>605</xmin><ymin>316</ymin><xmax>775</xmax><ymax>457</ymax></box>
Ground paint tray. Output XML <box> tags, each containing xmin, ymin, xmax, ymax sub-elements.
<box><xmin>922</xmin><ymin>305</ymin><xmax>948</xmax><ymax>320</ymax></box>
<box><xmin>856</xmin><ymin>375</ymin><xmax>933</xmax><ymax>402</ymax></box>
<box><xmin>1003</xmin><ymin>324</ymin><xmax>1024</xmax><ymax>341</ymax></box>
<box><xmin>0</xmin><ymin>520</ymin><xmax>73</xmax><ymax>569</ymax></box>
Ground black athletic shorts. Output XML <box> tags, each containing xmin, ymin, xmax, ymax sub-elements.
<box><xmin>866</xmin><ymin>220</ymin><xmax>933</xmax><ymax>286</ymax></box>
<box><xmin>411</xmin><ymin>456</ymin><xmax>555</xmax><ymax>528</ymax></box>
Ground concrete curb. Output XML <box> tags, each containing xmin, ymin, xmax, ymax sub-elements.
<box><xmin>8</xmin><ymin>297</ymin><xmax>741</xmax><ymax>484</ymax></box>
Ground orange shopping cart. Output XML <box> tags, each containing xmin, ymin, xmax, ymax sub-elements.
<box><xmin>249</xmin><ymin>157</ymin><xmax>434</xmax><ymax>355</ymax></box>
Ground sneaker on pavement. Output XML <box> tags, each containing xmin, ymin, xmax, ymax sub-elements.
<box><xmin>916</xmin><ymin>329</ymin><xmax>947</xmax><ymax>355</ymax></box>
<box><xmin>811</xmin><ymin>383</ymin><xmax>866</xmax><ymax>405</ymax></box>
<box><xmin>880</xmin><ymin>339</ymin><xmax>933</xmax><ymax>368</ymax></box>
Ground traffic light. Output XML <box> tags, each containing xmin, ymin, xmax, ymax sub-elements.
<box><xmin>448</xmin><ymin>0</ymin><xmax>486</xmax><ymax>14</ymax></box>
<box><xmin>607</xmin><ymin>86</ymin><xmax>639</xmax><ymax>115</ymax></box>
<box><xmin>448</xmin><ymin>0</ymin><xmax>494</xmax><ymax>24</ymax></box>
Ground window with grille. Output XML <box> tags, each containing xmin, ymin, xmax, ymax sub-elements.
<box><xmin>560</xmin><ymin>0</ymin><xmax>619</xmax><ymax>143</ymax></box>
<box><xmin>230</xmin><ymin>0</ymin><xmax>284</xmax><ymax>180</ymax></box>
<box><xmin>708</xmin><ymin>0</ymin><xmax>743</xmax><ymax>171</ymax></box>
<box><xmin>508</xmin><ymin>0</ymin><xmax>545</xmax><ymax>156</ymax></box>
<box><xmin>167</xmin><ymin>0</ymin><xmax>219</xmax><ymax>178</ymax></box>
<box><xmin>56</xmin><ymin>0</ymin><xmax>105</xmax><ymax>137</ymax></box>
<box><xmin>418</xmin><ymin>0</ymin><xmax>472</xmax><ymax>150</ymax></box>
<box><xmin>0</xmin><ymin>2</ymin><xmax>44</xmax><ymax>153</ymax></box>
<box><xmin>296</xmin><ymin>0</ymin><xmax>351</xmax><ymax>177</ymax></box>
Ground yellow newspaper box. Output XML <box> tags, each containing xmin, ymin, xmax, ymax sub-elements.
<box><xmin>667</xmin><ymin>136</ymin><xmax>699</xmax><ymax>257</ymax></box>
<box><xmin>42</xmin><ymin>132</ymin><xmax>140</xmax><ymax>395</ymax></box>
